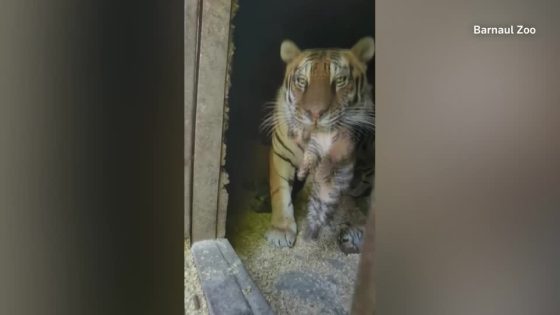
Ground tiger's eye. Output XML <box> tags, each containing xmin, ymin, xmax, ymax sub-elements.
<box><xmin>336</xmin><ymin>76</ymin><xmax>347</xmax><ymax>86</ymax></box>
<box><xmin>295</xmin><ymin>76</ymin><xmax>307</xmax><ymax>88</ymax></box>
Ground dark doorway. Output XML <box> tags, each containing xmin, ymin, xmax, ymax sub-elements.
<box><xmin>224</xmin><ymin>1</ymin><xmax>374</xmax><ymax>313</ymax></box>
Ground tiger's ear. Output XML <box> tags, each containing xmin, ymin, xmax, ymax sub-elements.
<box><xmin>351</xmin><ymin>37</ymin><xmax>375</xmax><ymax>63</ymax></box>
<box><xmin>280</xmin><ymin>40</ymin><xmax>301</xmax><ymax>63</ymax></box>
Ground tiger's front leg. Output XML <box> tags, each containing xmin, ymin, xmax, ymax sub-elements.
<box><xmin>266</xmin><ymin>147</ymin><xmax>298</xmax><ymax>247</ymax></box>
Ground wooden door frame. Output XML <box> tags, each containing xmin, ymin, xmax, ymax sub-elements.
<box><xmin>184</xmin><ymin>0</ymin><xmax>233</xmax><ymax>241</ymax></box>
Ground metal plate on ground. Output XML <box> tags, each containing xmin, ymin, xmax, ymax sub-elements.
<box><xmin>191</xmin><ymin>239</ymin><xmax>273</xmax><ymax>315</ymax></box>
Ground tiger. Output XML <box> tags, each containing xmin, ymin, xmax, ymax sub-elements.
<box><xmin>262</xmin><ymin>37</ymin><xmax>375</xmax><ymax>248</ymax></box>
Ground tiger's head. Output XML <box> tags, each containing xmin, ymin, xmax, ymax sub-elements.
<box><xmin>280</xmin><ymin>37</ymin><xmax>375</xmax><ymax>130</ymax></box>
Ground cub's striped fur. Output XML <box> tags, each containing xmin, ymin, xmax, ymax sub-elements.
<box><xmin>262</xmin><ymin>37</ymin><xmax>375</xmax><ymax>248</ymax></box>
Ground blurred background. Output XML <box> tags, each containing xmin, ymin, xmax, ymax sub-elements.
<box><xmin>0</xmin><ymin>1</ymin><xmax>184</xmax><ymax>314</ymax></box>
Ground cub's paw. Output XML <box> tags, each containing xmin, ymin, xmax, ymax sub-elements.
<box><xmin>337</xmin><ymin>224</ymin><xmax>364</xmax><ymax>254</ymax></box>
<box><xmin>296</xmin><ymin>167</ymin><xmax>308</xmax><ymax>181</ymax></box>
<box><xmin>266</xmin><ymin>224</ymin><xmax>297</xmax><ymax>248</ymax></box>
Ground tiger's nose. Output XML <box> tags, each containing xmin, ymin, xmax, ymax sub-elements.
<box><xmin>307</xmin><ymin>109</ymin><xmax>326</xmax><ymax>121</ymax></box>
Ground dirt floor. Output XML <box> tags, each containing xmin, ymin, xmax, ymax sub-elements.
<box><xmin>185</xmin><ymin>189</ymin><xmax>368</xmax><ymax>315</ymax></box>
<box><xmin>228</xmin><ymin>182</ymin><xmax>368</xmax><ymax>315</ymax></box>
<box><xmin>187</xmin><ymin>139</ymin><xmax>369</xmax><ymax>314</ymax></box>
<box><xmin>188</xmin><ymin>107</ymin><xmax>371</xmax><ymax>313</ymax></box>
<box><xmin>185</xmin><ymin>239</ymin><xmax>208</xmax><ymax>315</ymax></box>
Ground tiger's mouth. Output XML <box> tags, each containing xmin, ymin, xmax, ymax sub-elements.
<box><xmin>301</xmin><ymin>119</ymin><xmax>338</xmax><ymax>132</ymax></box>
<box><xmin>294</xmin><ymin>107</ymin><xmax>339</xmax><ymax>127</ymax></box>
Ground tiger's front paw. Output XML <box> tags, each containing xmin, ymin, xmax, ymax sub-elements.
<box><xmin>266</xmin><ymin>223</ymin><xmax>297</xmax><ymax>248</ymax></box>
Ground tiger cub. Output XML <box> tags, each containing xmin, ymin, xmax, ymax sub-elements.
<box><xmin>296</xmin><ymin>128</ymin><xmax>354</xmax><ymax>182</ymax></box>
<box><xmin>263</xmin><ymin>37</ymin><xmax>375</xmax><ymax>248</ymax></box>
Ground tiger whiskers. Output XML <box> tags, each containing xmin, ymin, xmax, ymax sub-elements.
<box><xmin>259</xmin><ymin>103</ymin><xmax>294</xmax><ymax>136</ymax></box>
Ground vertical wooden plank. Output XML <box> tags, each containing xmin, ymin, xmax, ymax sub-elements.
<box><xmin>184</xmin><ymin>0</ymin><xmax>202</xmax><ymax>240</ymax></box>
<box><xmin>215</xmin><ymin>0</ymin><xmax>238</xmax><ymax>239</ymax></box>
<box><xmin>191</xmin><ymin>0</ymin><xmax>232</xmax><ymax>241</ymax></box>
